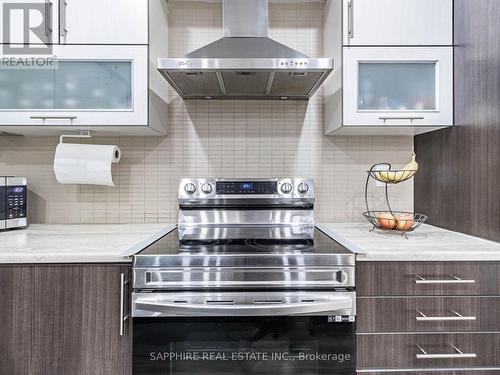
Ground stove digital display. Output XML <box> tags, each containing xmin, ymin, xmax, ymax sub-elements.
<box><xmin>240</xmin><ymin>182</ymin><xmax>253</xmax><ymax>191</ymax></box>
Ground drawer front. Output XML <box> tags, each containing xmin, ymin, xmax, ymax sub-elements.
<box><xmin>357</xmin><ymin>296</ymin><xmax>500</xmax><ymax>332</ymax></box>
<box><xmin>357</xmin><ymin>333</ymin><xmax>500</xmax><ymax>369</ymax></box>
<box><xmin>359</xmin><ymin>372</ymin><xmax>500</xmax><ymax>375</ymax></box>
<box><xmin>357</xmin><ymin>262</ymin><xmax>500</xmax><ymax>296</ymax></box>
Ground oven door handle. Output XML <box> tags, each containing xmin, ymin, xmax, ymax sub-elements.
<box><xmin>134</xmin><ymin>297</ymin><xmax>353</xmax><ymax>316</ymax></box>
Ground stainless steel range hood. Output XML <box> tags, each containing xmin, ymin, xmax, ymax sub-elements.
<box><xmin>158</xmin><ymin>0</ymin><xmax>333</xmax><ymax>100</ymax></box>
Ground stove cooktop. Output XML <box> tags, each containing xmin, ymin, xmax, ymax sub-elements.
<box><xmin>137</xmin><ymin>227</ymin><xmax>353</xmax><ymax>256</ymax></box>
<box><xmin>133</xmin><ymin>226</ymin><xmax>355</xmax><ymax>288</ymax></box>
<box><xmin>133</xmin><ymin>227</ymin><xmax>355</xmax><ymax>269</ymax></box>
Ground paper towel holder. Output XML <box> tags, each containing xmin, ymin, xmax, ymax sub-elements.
<box><xmin>59</xmin><ymin>130</ymin><xmax>92</xmax><ymax>144</ymax></box>
<box><xmin>58</xmin><ymin>130</ymin><xmax>121</xmax><ymax>161</ymax></box>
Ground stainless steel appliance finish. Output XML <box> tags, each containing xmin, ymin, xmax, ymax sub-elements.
<box><xmin>133</xmin><ymin>291</ymin><xmax>355</xmax><ymax>317</ymax></box>
<box><xmin>0</xmin><ymin>177</ymin><xmax>27</xmax><ymax>230</ymax></box>
<box><xmin>157</xmin><ymin>0</ymin><xmax>334</xmax><ymax>100</ymax></box>
<box><xmin>133</xmin><ymin>177</ymin><xmax>355</xmax><ymax>291</ymax></box>
<box><xmin>177</xmin><ymin>223</ymin><xmax>315</xmax><ymax>240</ymax></box>
<box><xmin>133</xmin><ymin>261</ymin><xmax>354</xmax><ymax>290</ymax></box>
<box><xmin>132</xmin><ymin>177</ymin><xmax>356</xmax><ymax>374</ymax></box>
<box><xmin>178</xmin><ymin>177</ymin><xmax>315</xmax><ymax>206</ymax></box>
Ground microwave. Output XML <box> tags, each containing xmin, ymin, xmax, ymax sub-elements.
<box><xmin>0</xmin><ymin>177</ymin><xmax>27</xmax><ymax>230</ymax></box>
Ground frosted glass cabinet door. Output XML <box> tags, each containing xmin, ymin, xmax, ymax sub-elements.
<box><xmin>0</xmin><ymin>69</ymin><xmax>54</xmax><ymax>110</ymax></box>
<box><xmin>54</xmin><ymin>62</ymin><xmax>132</xmax><ymax>110</ymax></box>
<box><xmin>343</xmin><ymin>47</ymin><xmax>453</xmax><ymax>127</ymax></box>
<box><xmin>0</xmin><ymin>45</ymin><xmax>147</xmax><ymax>126</ymax></box>
<box><xmin>358</xmin><ymin>63</ymin><xmax>436</xmax><ymax>111</ymax></box>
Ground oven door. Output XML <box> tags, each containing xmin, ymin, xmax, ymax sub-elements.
<box><xmin>132</xmin><ymin>292</ymin><xmax>356</xmax><ymax>375</ymax></box>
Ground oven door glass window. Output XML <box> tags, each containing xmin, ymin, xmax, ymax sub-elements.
<box><xmin>133</xmin><ymin>317</ymin><xmax>355</xmax><ymax>375</ymax></box>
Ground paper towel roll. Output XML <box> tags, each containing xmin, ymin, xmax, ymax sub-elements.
<box><xmin>54</xmin><ymin>143</ymin><xmax>121</xmax><ymax>186</ymax></box>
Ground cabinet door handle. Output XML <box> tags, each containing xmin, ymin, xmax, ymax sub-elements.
<box><xmin>45</xmin><ymin>1</ymin><xmax>53</xmax><ymax>36</ymax></box>
<box><xmin>347</xmin><ymin>0</ymin><xmax>354</xmax><ymax>39</ymax></box>
<box><xmin>416</xmin><ymin>309</ymin><xmax>476</xmax><ymax>322</ymax></box>
<box><xmin>379</xmin><ymin>116</ymin><xmax>425</xmax><ymax>122</ymax></box>
<box><xmin>415</xmin><ymin>275</ymin><xmax>476</xmax><ymax>284</ymax></box>
<box><xmin>416</xmin><ymin>344</ymin><xmax>477</xmax><ymax>359</ymax></box>
<box><xmin>59</xmin><ymin>0</ymin><xmax>68</xmax><ymax>38</ymax></box>
<box><xmin>30</xmin><ymin>115</ymin><xmax>77</xmax><ymax>120</ymax></box>
<box><xmin>119</xmin><ymin>273</ymin><xmax>130</xmax><ymax>336</ymax></box>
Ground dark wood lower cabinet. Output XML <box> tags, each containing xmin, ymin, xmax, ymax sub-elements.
<box><xmin>356</xmin><ymin>261</ymin><xmax>500</xmax><ymax>374</ymax></box>
<box><xmin>0</xmin><ymin>264</ymin><xmax>131</xmax><ymax>375</ymax></box>
<box><xmin>357</xmin><ymin>296</ymin><xmax>500</xmax><ymax>332</ymax></box>
<box><xmin>357</xmin><ymin>333</ymin><xmax>500</xmax><ymax>370</ymax></box>
<box><xmin>356</xmin><ymin>262</ymin><xmax>500</xmax><ymax>297</ymax></box>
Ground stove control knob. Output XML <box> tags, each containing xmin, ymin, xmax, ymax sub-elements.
<box><xmin>297</xmin><ymin>183</ymin><xmax>309</xmax><ymax>194</ymax></box>
<box><xmin>184</xmin><ymin>183</ymin><xmax>197</xmax><ymax>195</ymax></box>
<box><xmin>201</xmin><ymin>183</ymin><xmax>213</xmax><ymax>194</ymax></box>
<box><xmin>280</xmin><ymin>182</ymin><xmax>293</xmax><ymax>194</ymax></box>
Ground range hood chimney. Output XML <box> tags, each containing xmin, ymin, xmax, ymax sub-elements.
<box><xmin>223</xmin><ymin>0</ymin><xmax>268</xmax><ymax>38</ymax></box>
<box><xmin>157</xmin><ymin>0</ymin><xmax>333</xmax><ymax>100</ymax></box>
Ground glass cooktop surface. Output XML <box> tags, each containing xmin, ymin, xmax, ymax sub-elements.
<box><xmin>138</xmin><ymin>228</ymin><xmax>353</xmax><ymax>256</ymax></box>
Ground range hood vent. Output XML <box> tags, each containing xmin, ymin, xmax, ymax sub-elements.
<box><xmin>158</xmin><ymin>0</ymin><xmax>333</xmax><ymax>100</ymax></box>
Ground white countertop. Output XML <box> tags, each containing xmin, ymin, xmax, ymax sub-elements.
<box><xmin>3</xmin><ymin>222</ymin><xmax>499</xmax><ymax>263</ymax></box>
<box><xmin>0</xmin><ymin>224</ymin><xmax>176</xmax><ymax>264</ymax></box>
<box><xmin>317</xmin><ymin>222</ymin><xmax>500</xmax><ymax>261</ymax></box>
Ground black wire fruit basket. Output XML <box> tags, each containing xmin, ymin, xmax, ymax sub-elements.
<box><xmin>364</xmin><ymin>163</ymin><xmax>428</xmax><ymax>238</ymax></box>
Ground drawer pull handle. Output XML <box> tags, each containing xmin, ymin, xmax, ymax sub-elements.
<box><xmin>30</xmin><ymin>115</ymin><xmax>77</xmax><ymax>120</ymax></box>
<box><xmin>416</xmin><ymin>309</ymin><xmax>476</xmax><ymax>322</ymax></box>
<box><xmin>119</xmin><ymin>273</ymin><xmax>130</xmax><ymax>336</ymax></box>
<box><xmin>415</xmin><ymin>275</ymin><xmax>476</xmax><ymax>284</ymax></box>
<box><xmin>379</xmin><ymin>116</ymin><xmax>425</xmax><ymax>121</ymax></box>
<box><xmin>416</xmin><ymin>344</ymin><xmax>477</xmax><ymax>359</ymax></box>
<box><xmin>347</xmin><ymin>0</ymin><xmax>354</xmax><ymax>39</ymax></box>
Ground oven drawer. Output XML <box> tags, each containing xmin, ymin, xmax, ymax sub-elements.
<box><xmin>133</xmin><ymin>316</ymin><xmax>355</xmax><ymax>375</ymax></box>
<box><xmin>357</xmin><ymin>333</ymin><xmax>500</xmax><ymax>370</ymax></box>
<box><xmin>357</xmin><ymin>262</ymin><xmax>500</xmax><ymax>296</ymax></box>
<box><xmin>132</xmin><ymin>291</ymin><xmax>356</xmax><ymax>317</ymax></box>
<box><xmin>134</xmin><ymin>266</ymin><xmax>354</xmax><ymax>289</ymax></box>
<box><xmin>357</xmin><ymin>296</ymin><xmax>500</xmax><ymax>332</ymax></box>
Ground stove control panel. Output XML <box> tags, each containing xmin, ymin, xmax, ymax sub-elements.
<box><xmin>178</xmin><ymin>178</ymin><xmax>315</xmax><ymax>204</ymax></box>
<box><xmin>216</xmin><ymin>181</ymin><xmax>277</xmax><ymax>195</ymax></box>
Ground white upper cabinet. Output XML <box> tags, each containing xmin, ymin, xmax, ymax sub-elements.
<box><xmin>343</xmin><ymin>47</ymin><xmax>453</xmax><ymax>127</ymax></box>
<box><xmin>60</xmin><ymin>0</ymin><xmax>148</xmax><ymax>44</ymax></box>
<box><xmin>0</xmin><ymin>0</ymin><xmax>147</xmax><ymax>45</ymax></box>
<box><xmin>343</xmin><ymin>0</ymin><xmax>453</xmax><ymax>46</ymax></box>
<box><xmin>0</xmin><ymin>0</ymin><xmax>59</xmax><ymax>44</ymax></box>
<box><xmin>0</xmin><ymin>0</ymin><xmax>167</xmax><ymax>136</ymax></box>
<box><xmin>0</xmin><ymin>45</ymin><xmax>148</xmax><ymax>127</ymax></box>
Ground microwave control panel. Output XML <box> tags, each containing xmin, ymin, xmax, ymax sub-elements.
<box><xmin>6</xmin><ymin>185</ymin><xmax>26</xmax><ymax>219</ymax></box>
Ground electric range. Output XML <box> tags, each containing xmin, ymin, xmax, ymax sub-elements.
<box><xmin>132</xmin><ymin>178</ymin><xmax>356</xmax><ymax>375</ymax></box>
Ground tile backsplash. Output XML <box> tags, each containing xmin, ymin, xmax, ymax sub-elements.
<box><xmin>0</xmin><ymin>1</ymin><xmax>413</xmax><ymax>224</ymax></box>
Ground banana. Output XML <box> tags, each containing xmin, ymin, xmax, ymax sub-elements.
<box><xmin>375</xmin><ymin>153</ymin><xmax>418</xmax><ymax>183</ymax></box>
<box><xmin>392</xmin><ymin>153</ymin><xmax>418</xmax><ymax>182</ymax></box>
<box><xmin>402</xmin><ymin>152</ymin><xmax>419</xmax><ymax>172</ymax></box>
<box><xmin>376</xmin><ymin>170</ymin><xmax>391</xmax><ymax>182</ymax></box>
